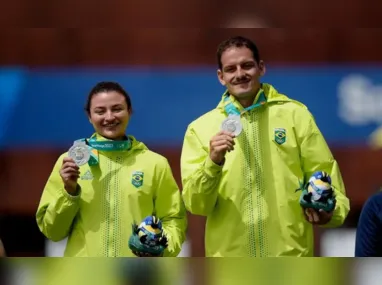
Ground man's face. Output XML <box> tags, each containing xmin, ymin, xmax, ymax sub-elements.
<box><xmin>217</xmin><ymin>46</ymin><xmax>265</xmax><ymax>100</ymax></box>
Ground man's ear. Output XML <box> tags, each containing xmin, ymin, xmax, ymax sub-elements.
<box><xmin>217</xmin><ymin>69</ymin><xmax>226</xmax><ymax>86</ymax></box>
<box><xmin>258</xmin><ymin>60</ymin><xmax>266</xmax><ymax>77</ymax></box>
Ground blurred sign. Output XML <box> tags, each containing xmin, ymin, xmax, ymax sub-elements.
<box><xmin>1</xmin><ymin>66</ymin><xmax>381</xmax><ymax>148</ymax></box>
<box><xmin>0</xmin><ymin>69</ymin><xmax>25</xmax><ymax>145</ymax></box>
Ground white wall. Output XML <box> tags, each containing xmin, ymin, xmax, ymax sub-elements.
<box><xmin>320</xmin><ymin>228</ymin><xmax>357</xmax><ymax>257</ymax></box>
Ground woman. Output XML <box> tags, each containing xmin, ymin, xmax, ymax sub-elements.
<box><xmin>36</xmin><ymin>81</ymin><xmax>187</xmax><ymax>257</ymax></box>
<box><xmin>355</xmin><ymin>190</ymin><xmax>382</xmax><ymax>257</ymax></box>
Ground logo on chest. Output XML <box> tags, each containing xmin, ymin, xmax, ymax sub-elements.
<box><xmin>274</xmin><ymin>128</ymin><xmax>286</xmax><ymax>145</ymax></box>
<box><xmin>131</xmin><ymin>171</ymin><xmax>144</xmax><ymax>188</ymax></box>
<box><xmin>80</xmin><ymin>170</ymin><xmax>94</xmax><ymax>180</ymax></box>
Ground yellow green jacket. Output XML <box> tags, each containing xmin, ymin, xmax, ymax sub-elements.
<box><xmin>36</xmin><ymin>134</ymin><xmax>187</xmax><ymax>257</ymax></box>
<box><xmin>181</xmin><ymin>83</ymin><xmax>350</xmax><ymax>257</ymax></box>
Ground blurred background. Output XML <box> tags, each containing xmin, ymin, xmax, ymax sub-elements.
<box><xmin>1</xmin><ymin>5</ymin><xmax>382</xmax><ymax>266</ymax></box>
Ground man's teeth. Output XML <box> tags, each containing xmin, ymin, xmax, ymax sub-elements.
<box><xmin>104</xmin><ymin>123</ymin><xmax>118</xmax><ymax>127</ymax></box>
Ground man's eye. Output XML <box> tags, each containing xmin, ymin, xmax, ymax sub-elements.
<box><xmin>243</xmin><ymin>64</ymin><xmax>254</xmax><ymax>69</ymax></box>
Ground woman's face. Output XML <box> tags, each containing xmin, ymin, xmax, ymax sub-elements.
<box><xmin>88</xmin><ymin>91</ymin><xmax>131</xmax><ymax>140</ymax></box>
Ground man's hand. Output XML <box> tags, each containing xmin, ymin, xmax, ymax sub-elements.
<box><xmin>209</xmin><ymin>131</ymin><xmax>235</xmax><ymax>165</ymax></box>
<box><xmin>303</xmin><ymin>208</ymin><xmax>333</xmax><ymax>225</ymax></box>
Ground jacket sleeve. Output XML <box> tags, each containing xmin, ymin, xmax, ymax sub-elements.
<box><xmin>36</xmin><ymin>154</ymin><xmax>81</xmax><ymax>242</ymax></box>
<box><xmin>355</xmin><ymin>193</ymin><xmax>382</xmax><ymax>257</ymax></box>
<box><xmin>154</xmin><ymin>157</ymin><xmax>187</xmax><ymax>257</ymax></box>
<box><xmin>299</xmin><ymin>109</ymin><xmax>350</xmax><ymax>227</ymax></box>
<box><xmin>180</xmin><ymin>126</ymin><xmax>223</xmax><ymax>216</ymax></box>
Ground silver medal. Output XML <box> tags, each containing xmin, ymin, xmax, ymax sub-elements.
<box><xmin>221</xmin><ymin>115</ymin><xmax>242</xmax><ymax>137</ymax></box>
<box><xmin>68</xmin><ymin>141</ymin><xmax>90</xmax><ymax>166</ymax></box>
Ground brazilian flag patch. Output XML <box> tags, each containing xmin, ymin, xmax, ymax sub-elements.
<box><xmin>274</xmin><ymin>128</ymin><xmax>286</xmax><ymax>145</ymax></box>
<box><xmin>132</xmin><ymin>171</ymin><xmax>144</xmax><ymax>188</ymax></box>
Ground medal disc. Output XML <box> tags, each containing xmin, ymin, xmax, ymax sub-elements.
<box><xmin>68</xmin><ymin>141</ymin><xmax>90</xmax><ymax>166</ymax></box>
<box><xmin>221</xmin><ymin>115</ymin><xmax>242</xmax><ymax>136</ymax></box>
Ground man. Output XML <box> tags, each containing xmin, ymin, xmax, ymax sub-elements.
<box><xmin>180</xmin><ymin>36</ymin><xmax>350</xmax><ymax>257</ymax></box>
<box><xmin>355</xmin><ymin>191</ymin><xmax>382</xmax><ymax>256</ymax></box>
<box><xmin>0</xmin><ymin>239</ymin><xmax>5</xmax><ymax>257</ymax></box>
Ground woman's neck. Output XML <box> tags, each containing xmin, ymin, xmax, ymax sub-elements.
<box><xmin>99</xmin><ymin>134</ymin><xmax>127</xmax><ymax>141</ymax></box>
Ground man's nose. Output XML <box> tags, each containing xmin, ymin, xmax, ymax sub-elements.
<box><xmin>235</xmin><ymin>67</ymin><xmax>246</xmax><ymax>78</ymax></box>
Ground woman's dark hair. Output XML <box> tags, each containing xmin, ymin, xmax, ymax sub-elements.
<box><xmin>85</xmin><ymin>81</ymin><xmax>133</xmax><ymax>115</ymax></box>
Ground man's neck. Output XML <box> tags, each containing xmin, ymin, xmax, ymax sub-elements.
<box><xmin>236</xmin><ymin>89</ymin><xmax>260</xmax><ymax>108</ymax></box>
<box><xmin>238</xmin><ymin>97</ymin><xmax>256</xmax><ymax>108</ymax></box>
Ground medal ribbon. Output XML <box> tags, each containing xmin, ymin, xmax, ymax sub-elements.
<box><xmin>75</xmin><ymin>134</ymin><xmax>132</xmax><ymax>166</ymax></box>
<box><xmin>223</xmin><ymin>89</ymin><xmax>267</xmax><ymax>116</ymax></box>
